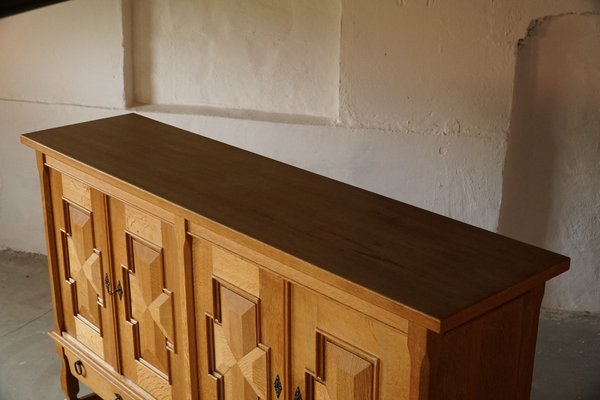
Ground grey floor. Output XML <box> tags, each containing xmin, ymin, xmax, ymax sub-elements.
<box><xmin>0</xmin><ymin>250</ymin><xmax>598</xmax><ymax>400</ymax></box>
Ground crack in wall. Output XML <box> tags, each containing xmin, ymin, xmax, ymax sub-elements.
<box><xmin>518</xmin><ymin>12</ymin><xmax>600</xmax><ymax>48</ymax></box>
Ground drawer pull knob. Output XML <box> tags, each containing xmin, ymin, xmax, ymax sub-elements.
<box><xmin>274</xmin><ymin>374</ymin><xmax>282</xmax><ymax>398</ymax></box>
<box><xmin>105</xmin><ymin>273</ymin><xmax>123</xmax><ymax>300</ymax></box>
<box><xmin>73</xmin><ymin>360</ymin><xmax>84</xmax><ymax>376</ymax></box>
<box><xmin>294</xmin><ymin>386</ymin><xmax>302</xmax><ymax>400</ymax></box>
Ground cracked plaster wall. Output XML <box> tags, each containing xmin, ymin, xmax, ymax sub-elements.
<box><xmin>498</xmin><ymin>14</ymin><xmax>600</xmax><ymax>313</ymax></box>
<box><xmin>0</xmin><ymin>0</ymin><xmax>598</xmax><ymax>312</ymax></box>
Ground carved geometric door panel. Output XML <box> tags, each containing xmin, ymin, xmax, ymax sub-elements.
<box><xmin>63</xmin><ymin>203</ymin><xmax>101</xmax><ymax>328</ymax></box>
<box><xmin>307</xmin><ymin>333</ymin><xmax>377</xmax><ymax>400</ymax></box>
<box><xmin>124</xmin><ymin>234</ymin><xmax>174</xmax><ymax>378</ymax></box>
<box><xmin>290</xmin><ymin>285</ymin><xmax>412</xmax><ymax>400</ymax></box>
<box><xmin>191</xmin><ymin>236</ymin><xmax>286</xmax><ymax>400</ymax></box>
<box><xmin>50</xmin><ymin>170</ymin><xmax>116</xmax><ymax>365</ymax></box>
<box><xmin>208</xmin><ymin>283</ymin><xmax>269</xmax><ymax>399</ymax></box>
<box><xmin>109</xmin><ymin>199</ymin><xmax>182</xmax><ymax>400</ymax></box>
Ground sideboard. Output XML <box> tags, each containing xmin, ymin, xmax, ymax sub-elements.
<box><xmin>21</xmin><ymin>113</ymin><xmax>569</xmax><ymax>400</ymax></box>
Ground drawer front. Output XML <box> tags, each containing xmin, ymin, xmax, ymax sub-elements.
<box><xmin>63</xmin><ymin>346</ymin><xmax>142</xmax><ymax>400</ymax></box>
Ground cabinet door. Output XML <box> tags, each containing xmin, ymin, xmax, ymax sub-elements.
<box><xmin>109</xmin><ymin>199</ymin><xmax>188</xmax><ymax>400</ymax></box>
<box><xmin>192</xmin><ymin>236</ymin><xmax>286</xmax><ymax>400</ymax></box>
<box><xmin>49</xmin><ymin>170</ymin><xmax>118</xmax><ymax>366</ymax></box>
<box><xmin>290</xmin><ymin>285</ymin><xmax>411</xmax><ymax>400</ymax></box>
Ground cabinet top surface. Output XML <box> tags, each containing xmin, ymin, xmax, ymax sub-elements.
<box><xmin>22</xmin><ymin>114</ymin><xmax>568</xmax><ymax>331</ymax></box>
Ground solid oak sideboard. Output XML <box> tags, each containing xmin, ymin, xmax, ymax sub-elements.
<box><xmin>22</xmin><ymin>114</ymin><xmax>569</xmax><ymax>400</ymax></box>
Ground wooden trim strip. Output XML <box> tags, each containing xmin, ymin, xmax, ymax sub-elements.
<box><xmin>36</xmin><ymin>151</ymin><xmax>65</xmax><ymax>333</ymax></box>
<box><xmin>45</xmin><ymin>156</ymin><xmax>175</xmax><ymax>224</ymax></box>
<box><xmin>50</xmin><ymin>332</ymin><xmax>149</xmax><ymax>400</ymax></box>
<box><xmin>188</xmin><ymin>222</ymin><xmax>415</xmax><ymax>333</ymax></box>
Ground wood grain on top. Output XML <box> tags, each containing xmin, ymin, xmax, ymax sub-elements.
<box><xmin>22</xmin><ymin>114</ymin><xmax>569</xmax><ymax>330</ymax></box>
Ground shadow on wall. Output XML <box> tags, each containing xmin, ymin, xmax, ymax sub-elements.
<box><xmin>131</xmin><ymin>1</ymin><xmax>153</xmax><ymax>104</ymax></box>
<box><xmin>498</xmin><ymin>14</ymin><xmax>600</xmax><ymax>312</ymax></box>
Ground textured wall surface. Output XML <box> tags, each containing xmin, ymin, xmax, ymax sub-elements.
<box><xmin>132</xmin><ymin>0</ymin><xmax>341</xmax><ymax>119</ymax></box>
<box><xmin>339</xmin><ymin>0</ymin><xmax>598</xmax><ymax>136</ymax></box>
<box><xmin>0</xmin><ymin>101</ymin><xmax>122</xmax><ymax>253</ymax></box>
<box><xmin>0</xmin><ymin>0</ymin><xmax>598</xmax><ymax>312</ymax></box>
<box><xmin>0</xmin><ymin>0</ymin><xmax>126</xmax><ymax>107</ymax></box>
<box><xmin>498</xmin><ymin>14</ymin><xmax>600</xmax><ymax>313</ymax></box>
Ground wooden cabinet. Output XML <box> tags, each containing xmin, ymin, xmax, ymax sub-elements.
<box><xmin>41</xmin><ymin>168</ymin><xmax>193</xmax><ymax>400</ymax></box>
<box><xmin>22</xmin><ymin>114</ymin><xmax>569</xmax><ymax>400</ymax></box>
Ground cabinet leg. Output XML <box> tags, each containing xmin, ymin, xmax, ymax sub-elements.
<box><xmin>516</xmin><ymin>285</ymin><xmax>545</xmax><ymax>399</ymax></box>
<box><xmin>56</xmin><ymin>345</ymin><xmax>80</xmax><ymax>400</ymax></box>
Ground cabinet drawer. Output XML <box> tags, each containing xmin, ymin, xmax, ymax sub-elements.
<box><xmin>62</xmin><ymin>345</ymin><xmax>146</xmax><ymax>400</ymax></box>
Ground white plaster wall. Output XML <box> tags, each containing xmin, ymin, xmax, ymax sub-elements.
<box><xmin>0</xmin><ymin>0</ymin><xmax>598</xmax><ymax>313</ymax></box>
<box><xmin>0</xmin><ymin>0</ymin><xmax>127</xmax><ymax>108</ymax></box>
<box><xmin>0</xmin><ymin>100</ymin><xmax>122</xmax><ymax>253</ymax></box>
<box><xmin>498</xmin><ymin>15</ymin><xmax>600</xmax><ymax>313</ymax></box>
<box><xmin>340</xmin><ymin>0</ymin><xmax>599</xmax><ymax>136</ymax></box>
<box><xmin>132</xmin><ymin>0</ymin><xmax>341</xmax><ymax>119</ymax></box>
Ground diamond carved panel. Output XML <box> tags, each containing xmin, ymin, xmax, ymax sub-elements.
<box><xmin>63</xmin><ymin>202</ymin><xmax>102</xmax><ymax>330</ymax></box>
<box><xmin>124</xmin><ymin>234</ymin><xmax>174</xmax><ymax>380</ymax></box>
<box><xmin>309</xmin><ymin>333</ymin><xmax>377</xmax><ymax>400</ymax></box>
<box><xmin>208</xmin><ymin>283</ymin><xmax>269</xmax><ymax>400</ymax></box>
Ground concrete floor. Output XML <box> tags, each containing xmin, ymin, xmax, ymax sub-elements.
<box><xmin>0</xmin><ymin>250</ymin><xmax>598</xmax><ymax>400</ymax></box>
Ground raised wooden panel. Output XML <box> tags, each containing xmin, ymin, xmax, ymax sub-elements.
<box><xmin>208</xmin><ymin>283</ymin><xmax>269</xmax><ymax>400</ymax></box>
<box><xmin>123</xmin><ymin>234</ymin><xmax>174</xmax><ymax>378</ymax></box>
<box><xmin>46</xmin><ymin>169</ymin><xmax>119</xmax><ymax>370</ymax></box>
<box><xmin>63</xmin><ymin>202</ymin><xmax>102</xmax><ymax>329</ymax></box>
<box><xmin>309</xmin><ymin>333</ymin><xmax>376</xmax><ymax>400</ymax></box>
<box><xmin>109</xmin><ymin>197</ymin><xmax>186</xmax><ymax>400</ymax></box>
<box><xmin>291</xmin><ymin>285</ymin><xmax>409</xmax><ymax>400</ymax></box>
<box><xmin>51</xmin><ymin>169</ymin><xmax>120</xmax><ymax>364</ymax></box>
<box><xmin>192</xmin><ymin>236</ymin><xmax>285</xmax><ymax>400</ymax></box>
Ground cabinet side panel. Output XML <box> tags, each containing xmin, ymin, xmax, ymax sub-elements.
<box><xmin>49</xmin><ymin>167</ymin><xmax>74</xmax><ymax>336</ymax></box>
<box><xmin>515</xmin><ymin>286</ymin><xmax>545</xmax><ymax>399</ymax></box>
<box><xmin>425</xmin><ymin>287</ymin><xmax>544</xmax><ymax>400</ymax></box>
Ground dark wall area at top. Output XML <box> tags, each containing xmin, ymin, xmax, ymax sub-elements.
<box><xmin>0</xmin><ymin>0</ymin><xmax>69</xmax><ymax>18</ymax></box>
